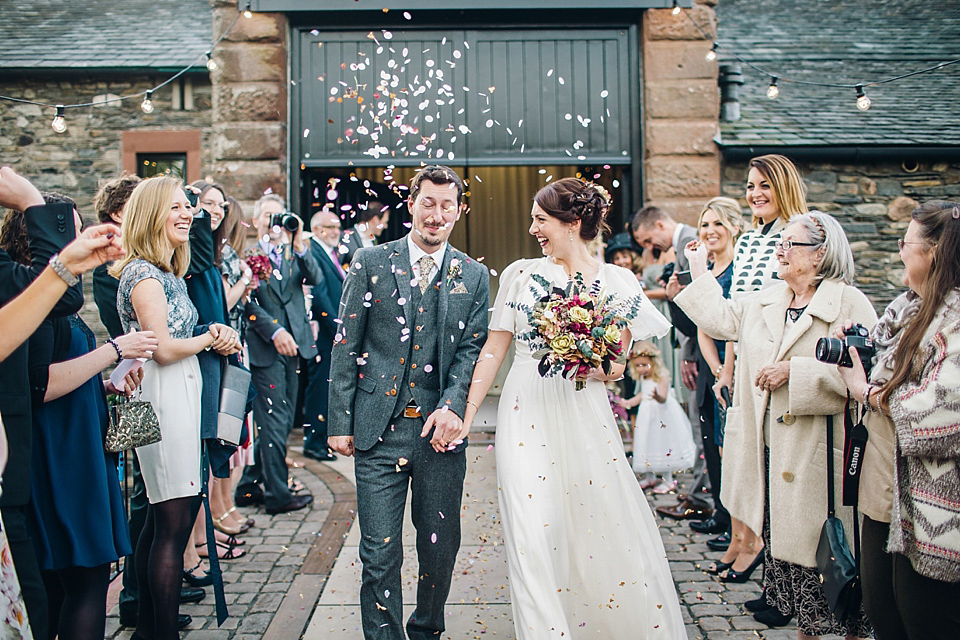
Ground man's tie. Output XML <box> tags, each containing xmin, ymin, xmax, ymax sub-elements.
<box><xmin>417</xmin><ymin>255</ymin><xmax>435</xmax><ymax>293</ymax></box>
<box><xmin>330</xmin><ymin>247</ymin><xmax>345</xmax><ymax>278</ymax></box>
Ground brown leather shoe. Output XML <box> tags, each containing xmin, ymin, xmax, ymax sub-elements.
<box><xmin>655</xmin><ymin>498</ymin><xmax>713</xmax><ymax>520</ymax></box>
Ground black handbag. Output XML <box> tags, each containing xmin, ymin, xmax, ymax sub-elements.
<box><xmin>815</xmin><ymin>407</ymin><xmax>863</xmax><ymax>622</ymax></box>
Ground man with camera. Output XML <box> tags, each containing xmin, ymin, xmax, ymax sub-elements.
<box><xmin>235</xmin><ymin>194</ymin><xmax>323</xmax><ymax>514</ymax></box>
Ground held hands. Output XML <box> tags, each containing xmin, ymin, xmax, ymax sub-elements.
<box><xmin>421</xmin><ymin>408</ymin><xmax>466</xmax><ymax>454</ymax></box>
<box><xmin>754</xmin><ymin>361</ymin><xmax>789</xmax><ymax>392</ymax></box>
<box><xmin>208</xmin><ymin>323</ymin><xmax>242</xmax><ymax>355</ymax></box>
<box><xmin>58</xmin><ymin>223</ymin><xmax>125</xmax><ymax>275</ymax></box>
<box><xmin>273</xmin><ymin>328</ymin><xmax>299</xmax><ymax>357</ymax></box>
<box><xmin>328</xmin><ymin>435</ymin><xmax>355</xmax><ymax>457</ymax></box>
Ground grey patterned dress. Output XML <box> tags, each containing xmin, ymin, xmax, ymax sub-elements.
<box><xmin>116</xmin><ymin>259</ymin><xmax>203</xmax><ymax>502</ymax></box>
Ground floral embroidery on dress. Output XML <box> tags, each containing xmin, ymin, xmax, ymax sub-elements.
<box><xmin>117</xmin><ymin>260</ymin><xmax>198</xmax><ymax>339</ymax></box>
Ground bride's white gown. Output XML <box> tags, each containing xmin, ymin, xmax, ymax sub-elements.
<box><xmin>490</xmin><ymin>258</ymin><xmax>686</xmax><ymax>639</ymax></box>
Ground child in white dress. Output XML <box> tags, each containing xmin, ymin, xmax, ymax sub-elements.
<box><xmin>620</xmin><ymin>341</ymin><xmax>696</xmax><ymax>493</ymax></box>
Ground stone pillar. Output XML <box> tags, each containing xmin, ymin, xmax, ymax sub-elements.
<box><xmin>209</xmin><ymin>1</ymin><xmax>288</xmax><ymax>209</ymax></box>
<box><xmin>642</xmin><ymin>0</ymin><xmax>720</xmax><ymax>224</ymax></box>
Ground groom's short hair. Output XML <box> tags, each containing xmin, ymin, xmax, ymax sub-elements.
<box><xmin>409</xmin><ymin>165</ymin><xmax>464</xmax><ymax>204</ymax></box>
<box><xmin>630</xmin><ymin>205</ymin><xmax>671</xmax><ymax>231</ymax></box>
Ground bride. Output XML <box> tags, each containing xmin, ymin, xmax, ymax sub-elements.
<box><xmin>459</xmin><ymin>178</ymin><xmax>686</xmax><ymax>639</ymax></box>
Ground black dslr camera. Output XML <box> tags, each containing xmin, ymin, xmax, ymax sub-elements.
<box><xmin>658</xmin><ymin>262</ymin><xmax>676</xmax><ymax>287</ymax></box>
<box><xmin>815</xmin><ymin>324</ymin><xmax>875</xmax><ymax>375</ymax></box>
<box><xmin>270</xmin><ymin>212</ymin><xmax>300</xmax><ymax>233</ymax></box>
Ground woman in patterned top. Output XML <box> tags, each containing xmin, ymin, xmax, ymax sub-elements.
<box><xmin>835</xmin><ymin>200</ymin><xmax>960</xmax><ymax>639</ymax></box>
<box><xmin>111</xmin><ymin>177</ymin><xmax>240</xmax><ymax>640</ymax></box>
<box><xmin>730</xmin><ymin>154</ymin><xmax>808</xmax><ymax>301</ymax></box>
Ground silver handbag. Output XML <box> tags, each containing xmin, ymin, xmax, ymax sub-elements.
<box><xmin>106</xmin><ymin>393</ymin><xmax>161</xmax><ymax>453</ymax></box>
<box><xmin>217</xmin><ymin>363</ymin><xmax>251</xmax><ymax>446</ymax></box>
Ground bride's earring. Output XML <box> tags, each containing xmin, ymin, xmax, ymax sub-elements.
<box><xmin>569</xmin><ymin>229</ymin><xmax>574</xmax><ymax>243</ymax></box>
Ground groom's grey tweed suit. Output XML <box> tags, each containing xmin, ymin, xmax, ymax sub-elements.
<box><xmin>328</xmin><ymin>236</ymin><xmax>489</xmax><ymax>639</ymax></box>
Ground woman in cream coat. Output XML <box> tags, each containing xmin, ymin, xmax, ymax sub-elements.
<box><xmin>675</xmin><ymin>211</ymin><xmax>876</xmax><ymax>639</ymax></box>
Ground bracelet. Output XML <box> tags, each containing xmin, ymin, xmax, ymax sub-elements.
<box><xmin>48</xmin><ymin>253</ymin><xmax>79</xmax><ymax>287</ymax></box>
<box><xmin>106</xmin><ymin>338</ymin><xmax>123</xmax><ymax>363</ymax></box>
<box><xmin>466</xmin><ymin>400</ymin><xmax>480</xmax><ymax>411</ymax></box>
<box><xmin>861</xmin><ymin>384</ymin><xmax>874</xmax><ymax>411</ymax></box>
<box><xmin>713</xmin><ymin>365</ymin><xmax>723</xmax><ymax>377</ymax></box>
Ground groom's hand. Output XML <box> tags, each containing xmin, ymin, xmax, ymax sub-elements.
<box><xmin>421</xmin><ymin>408</ymin><xmax>464</xmax><ymax>453</ymax></box>
<box><xmin>328</xmin><ymin>436</ymin><xmax>355</xmax><ymax>457</ymax></box>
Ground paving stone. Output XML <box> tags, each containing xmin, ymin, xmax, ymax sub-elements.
<box><xmin>731</xmin><ymin>614</ymin><xmax>768</xmax><ymax>630</ymax></box>
<box><xmin>690</xmin><ymin>603</ymin><xmax>742</xmax><ymax>617</ymax></box>
<box><xmin>251</xmin><ymin>592</ymin><xmax>285</xmax><ymax>612</ymax></box>
<box><xmin>699</xmin><ymin>616</ymin><xmax>731</xmax><ymax>631</ymax></box>
<box><xmin>184</xmin><ymin>630</ymin><xmax>230</xmax><ymax>640</ymax></box>
<box><xmin>235</xmin><ymin>592</ymin><xmax>257</xmax><ymax>605</ymax></box>
<box><xmin>252</xmin><ymin>552</ymin><xmax>282</xmax><ymax>563</ymax></box>
<box><xmin>683</xmin><ymin>590</ymin><xmax>722</xmax><ymax>604</ymax></box>
<box><xmin>237</xmin><ymin>612</ymin><xmax>274</xmax><ymax>635</ymax></box>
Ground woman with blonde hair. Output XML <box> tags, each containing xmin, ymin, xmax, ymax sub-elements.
<box><xmin>111</xmin><ymin>176</ymin><xmax>240</xmax><ymax>640</ymax></box>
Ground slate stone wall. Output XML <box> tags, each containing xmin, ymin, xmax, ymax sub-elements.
<box><xmin>720</xmin><ymin>157</ymin><xmax>960</xmax><ymax>311</ymax></box>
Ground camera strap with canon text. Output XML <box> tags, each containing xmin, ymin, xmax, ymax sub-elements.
<box><xmin>842</xmin><ymin>394</ymin><xmax>869</xmax><ymax>507</ymax></box>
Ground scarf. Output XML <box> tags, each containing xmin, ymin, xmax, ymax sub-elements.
<box><xmin>869</xmin><ymin>290</ymin><xmax>922</xmax><ymax>384</ymax></box>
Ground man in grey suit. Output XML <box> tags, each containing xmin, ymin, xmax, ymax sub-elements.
<box><xmin>328</xmin><ymin>165</ymin><xmax>489</xmax><ymax>640</ymax></box>
<box><xmin>236</xmin><ymin>194</ymin><xmax>323</xmax><ymax>514</ymax></box>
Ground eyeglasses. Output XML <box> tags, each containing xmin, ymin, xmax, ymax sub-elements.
<box><xmin>775</xmin><ymin>239</ymin><xmax>819</xmax><ymax>251</ymax></box>
<box><xmin>320</xmin><ymin>224</ymin><xmax>341</xmax><ymax>230</ymax></box>
<box><xmin>897</xmin><ymin>238</ymin><xmax>927</xmax><ymax>251</ymax></box>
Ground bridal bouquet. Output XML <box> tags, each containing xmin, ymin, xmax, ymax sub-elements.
<box><xmin>513</xmin><ymin>273</ymin><xmax>643</xmax><ymax>390</ymax></box>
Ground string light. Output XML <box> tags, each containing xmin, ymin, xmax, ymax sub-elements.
<box><xmin>243</xmin><ymin>2</ymin><xmax>253</xmax><ymax>18</ymax></box>
<box><xmin>671</xmin><ymin>1</ymin><xmax>682</xmax><ymax>16</ymax></box>
<box><xmin>705</xmin><ymin>43</ymin><xmax>717</xmax><ymax>61</ymax></box>
<box><xmin>205</xmin><ymin>52</ymin><xmax>218</xmax><ymax>71</ymax></box>
<box><xmin>51</xmin><ymin>105</ymin><xmax>66</xmax><ymax>134</ymax></box>
<box><xmin>766</xmin><ymin>76</ymin><xmax>780</xmax><ymax>99</ymax></box>
<box><xmin>140</xmin><ymin>91</ymin><xmax>154</xmax><ymax>114</ymax></box>
<box><xmin>855</xmin><ymin>85</ymin><xmax>872</xmax><ymax>111</ymax></box>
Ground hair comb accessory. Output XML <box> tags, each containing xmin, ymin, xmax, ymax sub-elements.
<box><xmin>810</xmin><ymin>214</ymin><xmax>826</xmax><ymax>241</ymax></box>
<box><xmin>951</xmin><ymin>206</ymin><xmax>959</xmax><ymax>220</ymax></box>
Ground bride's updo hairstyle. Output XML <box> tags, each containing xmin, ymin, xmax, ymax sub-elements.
<box><xmin>534</xmin><ymin>177</ymin><xmax>611</xmax><ymax>242</ymax></box>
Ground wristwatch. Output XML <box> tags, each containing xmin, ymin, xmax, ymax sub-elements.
<box><xmin>48</xmin><ymin>253</ymin><xmax>79</xmax><ymax>287</ymax></box>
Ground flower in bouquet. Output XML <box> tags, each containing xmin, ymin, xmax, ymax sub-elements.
<box><xmin>509</xmin><ymin>273</ymin><xmax>645</xmax><ymax>390</ymax></box>
<box><xmin>243</xmin><ymin>247</ymin><xmax>272</xmax><ymax>287</ymax></box>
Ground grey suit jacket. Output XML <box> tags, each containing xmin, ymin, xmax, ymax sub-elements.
<box><xmin>327</xmin><ymin>236</ymin><xmax>490</xmax><ymax>451</ymax></box>
<box><xmin>244</xmin><ymin>246</ymin><xmax>323</xmax><ymax>367</ymax></box>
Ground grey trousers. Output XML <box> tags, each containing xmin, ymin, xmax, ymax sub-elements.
<box><xmin>239</xmin><ymin>354</ymin><xmax>300</xmax><ymax>509</ymax></box>
<box><xmin>354</xmin><ymin>415</ymin><xmax>467</xmax><ymax>640</ymax></box>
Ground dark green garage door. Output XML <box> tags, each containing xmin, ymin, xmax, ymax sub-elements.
<box><xmin>292</xmin><ymin>27</ymin><xmax>634</xmax><ymax>169</ymax></box>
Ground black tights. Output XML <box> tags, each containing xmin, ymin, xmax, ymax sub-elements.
<box><xmin>42</xmin><ymin>564</ymin><xmax>110</xmax><ymax>640</ymax></box>
<box><xmin>135</xmin><ymin>496</ymin><xmax>194</xmax><ymax>640</ymax></box>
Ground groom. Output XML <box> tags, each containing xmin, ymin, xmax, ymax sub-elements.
<box><xmin>328</xmin><ymin>165</ymin><xmax>489</xmax><ymax>640</ymax></box>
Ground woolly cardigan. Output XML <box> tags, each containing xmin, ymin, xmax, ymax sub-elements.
<box><xmin>888</xmin><ymin>288</ymin><xmax>960</xmax><ymax>582</ymax></box>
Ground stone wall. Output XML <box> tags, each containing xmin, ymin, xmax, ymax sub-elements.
<box><xmin>720</xmin><ymin>157</ymin><xmax>960</xmax><ymax>311</ymax></box>
<box><xmin>209</xmin><ymin>0</ymin><xmax>288</xmax><ymax>206</ymax></box>
<box><xmin>0</xmin><ymin>76</ymin><xmax>213</xmax><ymax>213</ymax></box>
<box><xmin>641</xmin><ymin>0</ymin><xmax>720</xmax><ymax>224</ymax></box>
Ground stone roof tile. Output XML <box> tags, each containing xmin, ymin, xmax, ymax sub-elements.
<box><xmin>717</xmin><ymin>0</ymin><xmax>960</xmax><ymax>147</ymax></box>
<box><xmin>0</xmin><ymin>0</ymin><xmax>212</xmax><ymax>70</ymax></box>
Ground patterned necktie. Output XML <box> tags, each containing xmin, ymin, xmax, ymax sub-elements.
<box><xmin>417</xmin><ymin>255</ymin><xmax>435</xmax><ymax>293</ymax></box>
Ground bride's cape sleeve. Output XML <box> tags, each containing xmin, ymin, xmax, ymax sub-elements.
<box><xmin>608</xmin><ymin>265</ymin><xmax>672</xmax><ymax>342</ymax></box>
<box><xmin>488</xmin><ymin>258</ymin><xmax>535</xmax><ymax>334</ymax></box>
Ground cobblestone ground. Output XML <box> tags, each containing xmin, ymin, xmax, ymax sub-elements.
<box><xmin>106</xmin><ymin>436</ymin><xmax>851</xmax><ymax>640</ymax></box>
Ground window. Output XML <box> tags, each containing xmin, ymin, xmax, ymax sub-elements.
<box><xmin>136</xmin><ymin>152</ymin><xmax>187</xmax><ymax>179</ymax></box>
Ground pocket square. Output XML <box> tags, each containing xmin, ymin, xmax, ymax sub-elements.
<box><xmin>450</xmin><ymin>282</ymin><xmax>469</xmax><ymax>294</ymax></box>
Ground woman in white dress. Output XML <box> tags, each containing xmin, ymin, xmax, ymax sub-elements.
<box><xmin>460</xmin><ymin>178</ymin><xmax>685</xmax><ymax>639</ymax></box>
<box><xmin>112</xmin><ymin>177</ymin><xmax>241</xmax><ymax>640</ymax></box>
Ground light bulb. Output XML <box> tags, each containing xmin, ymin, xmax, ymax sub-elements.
<box><xmin>855</xmin><ymin>85</ymin><xmax>871</xmax><ymax>111</ymax></box>
<box><xmin>51</xmin><ymin>105</ymin><xmax>67</xmax><ymax>134</ymax></box>
<box><xmin>705</xmin><ymin>46</ymin><xmax>717</xmax><ymax>61</ymax></box>
<box><xmin>141</xmin><ymin>91</ymin><xmax>154</xmax><ymax>114</ymax></box>
<box><xmin>206</xmin><ymin>54</ymin><xmax>217</xmax><ymax>71</ymax></box>
<box><xmin>671</xmin><ymin>4</ymin><xmax>681</xmax><ymax>15</ymax></box>
<box><xmin>243</xmin><ymin>9</ymin><xmax>253</xmax><ymax>18</ymax></box>
<box><xmin>766</xmin><ymin>78</ymin><xmax>780</xmax><ymax>99</ymax></box>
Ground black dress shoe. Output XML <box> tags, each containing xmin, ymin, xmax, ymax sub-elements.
<box><xmin>754</xmin><ymin>607</ymin><xmax>793</xmax><ymax>627</ymax></box>
<box><xmin>265</xmin><ymin>493</ymin><xmax>313</xmax><ymax>515</ymax></box>
<box><xmin>303</xmin><ymin>448</ymin><xmax>337</xmax><ymax>462</ymax></box>
<box><xmin>655</xmin><ymin>498</ymin><xmax>713</xmax><ymax>520</ymax></box>
<box><xmin>235</xmin><ymin>486</ymin><xmax>264</xmax><ymax>507</ymax></box>
<box><xmin>180</xmin><ymin>586</ymin><xmax>206</xmax><ymax>604</ymax></box>
<box><xmin>745</xmin><ymin>590</ymin><xmax>772</xmax><ymax>613</ymax></box>
<box><xmin>706</xmin><ymin>532</ymin><xmax>731</xmax><ymax>551</ymax></box>
<box><xmin>690</xmin><ymin>517</ymin><xmax>729</xmax><ymax>534</ymax></box>
<box><xmin>120</xmin><ymin>614</ymin><xmax>192</xmax><ymax>630</ymax></box>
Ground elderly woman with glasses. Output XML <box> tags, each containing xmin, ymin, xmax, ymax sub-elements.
<box><xmin>674</xmin><ymin>211</ymin><xmax>877</xmax><ymax>639</ymax></box>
